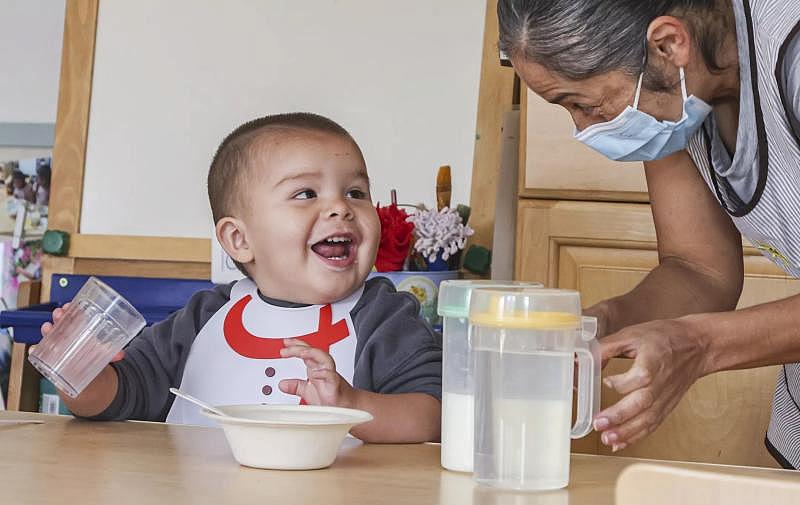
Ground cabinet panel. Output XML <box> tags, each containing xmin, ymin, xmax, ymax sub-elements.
<box><xmin>515</xmin><ymin>199</ymin><xmax>800</xmax><ymax>467</ymax></box>
<box><xmin>521</xmin><ymin>89</ymin><xmax>648</xmax><ymax>201</ymax></box>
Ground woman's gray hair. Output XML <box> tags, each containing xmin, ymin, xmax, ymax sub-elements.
<box><xmin>498</xmin><ymin>0</ymin><xmax>731</xmax><ymax>89</ymax></box>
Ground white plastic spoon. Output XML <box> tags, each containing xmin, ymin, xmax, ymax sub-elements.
<box><xmin>169</xmin><ymin>387</ymin><xmax>229</xmax><ymax>417</ymax></box>
<box><xmin>0</xmin><ymin>419</ymin><xmax>45</xmax><ymax>425</ymax></box>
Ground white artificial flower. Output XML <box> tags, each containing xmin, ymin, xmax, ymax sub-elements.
<box><xmin>406</xmin><ymin>207</ymin><xmax>474</xmax><ymax>263</ymax></box>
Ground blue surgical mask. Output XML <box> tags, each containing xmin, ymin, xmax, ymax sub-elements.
<box><xmin>574</xmin><ymin>67</ymin><xmax>712</xmax><ymax>161</ymax></box>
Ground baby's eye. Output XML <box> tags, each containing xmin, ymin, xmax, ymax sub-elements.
<box><xmin>293</xmin><ymin>189</ymin><xmax>317</xmax><ymax>200</ymax></box>
<box><xmin>346</xmin><ymin>189</ymin><xmax>368</xmax><ymax>199</ymax></box>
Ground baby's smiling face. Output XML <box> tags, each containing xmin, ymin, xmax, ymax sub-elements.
<box><xmin>226</xmin><ymin>129</ymin><xmax>379</xmax><ymax>304</ymax></box>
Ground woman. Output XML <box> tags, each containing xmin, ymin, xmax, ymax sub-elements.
<box><xmin>498</xmin><ymin>0</ymin><xmax>800</xmax><ymax>468</ymax></box>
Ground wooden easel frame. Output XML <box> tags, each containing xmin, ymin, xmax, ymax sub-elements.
<box><xmin>468</xmin><ymin>0</ymin><xmax>517</xmax><ymax>253</ymax></box>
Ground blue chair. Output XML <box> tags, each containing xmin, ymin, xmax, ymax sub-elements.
<box><xmin>1</xmin><ymin>274</ymin><xmax>215</xmax><ymax>344</ymax></box>
<box><xmin>1</xmin><ymin>274</ymin><xmax>215</xmax><ymax>411</ymax></box>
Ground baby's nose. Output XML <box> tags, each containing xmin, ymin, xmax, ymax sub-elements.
<box><xmin>327</xmin><ymin>201</ymin><xmax>354</xmax><ymax>219</ymax></box>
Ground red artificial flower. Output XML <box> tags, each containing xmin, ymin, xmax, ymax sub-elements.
<box><xmin>375</xmin><ymin>203</ymin><xmax>414</xmax><ymax>272</ymax></box>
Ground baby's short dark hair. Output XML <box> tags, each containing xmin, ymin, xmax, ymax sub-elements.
<box><xmin>207</xmin><ymin>112</ymin><xmax>356</xmax><ymax>225</ymax></box>
<box><xmin>207</xmin><ymin>112</ymin><xmax>358</xmax><ymax>276</ymax></box>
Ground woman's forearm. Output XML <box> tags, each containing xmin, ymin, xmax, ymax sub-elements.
<box><xmin>688</xmin><ymin>293</ymin><xmax>800</xmax><ymax>375</ymax></box>
<box><xmin>586</xmin><ymin>256</ymin><xmax>742</xmax><ymax>337</ymax></box>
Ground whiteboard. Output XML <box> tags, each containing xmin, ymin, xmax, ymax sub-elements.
<box><xmin>81</xmin><ymin>0</ymin><xmax>486</xmax><ymax>238</ymax></box>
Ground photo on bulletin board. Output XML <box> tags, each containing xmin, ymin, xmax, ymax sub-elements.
<box><xmin>0</xmin><ymin>157</ymin><xmax>50</xmax><ymax>310</ymax></box>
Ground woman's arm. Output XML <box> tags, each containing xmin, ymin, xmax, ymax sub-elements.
<box><xmin>589</xmin><ymin>150</ymin><xmax>752</xmax><ymax>450</ymax></box>
<box><xmin>694</xmin><ymin>293</ymin><xmax>800</xmax><ymax>373</ymax></box>
<box><xmin>585</xmin><ymin>150</ymin><xmax>745</xmax><ymax>336</ymax></box>
<box><xmin>596</xmin><ymin>293</ymin><xmax>800</xmax><ymax>450</ymax></box>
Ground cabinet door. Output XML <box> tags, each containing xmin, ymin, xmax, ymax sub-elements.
<box><xmin>521</xmin><ymin>89</ymin><xmax>648</xmax><ymax>202</ymax></box>
<box><xmin>516</xmin><ymin>199</ymin><xmax>800</xmax><ymax>467</ymax></box>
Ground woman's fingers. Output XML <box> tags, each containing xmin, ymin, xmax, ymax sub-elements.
<box><xmin>594</xmin><ymin>385</ymin><xmax>655</xmax><ymax>433</ymax></box>
<box><xmin>597</xmin><ymin>392</ymin><xmax>660</xmax><ymax>446</ymax></box>
<box><xmin>603</xmin><ymin>362</ymin><xmax>654</xmax><ymax>395</ymax></box>
<box><xmin>599</xmin><ymin>329</ymin><xmax>641</xmax><ymax>363</ymax></box>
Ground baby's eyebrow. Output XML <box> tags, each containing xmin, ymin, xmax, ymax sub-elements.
<box><xmin>274</xmin><ymin>171</ymin><xmax>322</xmax><ymax>187</ymax></box>
<box><xmin>353</xmin><ymin>169</ymin><xmax>370</xmax><ymax>183</ymax></box>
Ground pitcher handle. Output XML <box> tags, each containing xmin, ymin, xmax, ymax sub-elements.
<box><xmin>571</xmin><ymin>316</ymin><xmax>601</xmax><ymax>439</ymax></box>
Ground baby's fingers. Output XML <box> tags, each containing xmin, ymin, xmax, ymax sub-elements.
<box><xmin>279</xmin><ymin>378</ymin><xmax>307</xmax><ymax>397</ymax></box>
<box><xmin>308</xmin><ymin>368</ymin><xmax>338</xmax><ymax>382</ymax></box>
<box><xmin>281</xmin><ymin>345</ymin><xmax>336</xmax><ymax>371</ymax></box>
<box><xmin>51</xmin><ymin>303</ymin><xmax>72</xmax><ymax>322</ymax></box>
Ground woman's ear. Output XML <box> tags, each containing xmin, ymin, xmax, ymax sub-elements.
<box><xmin>215</xmin><ymin>217</ymin><xmax>254</xmax><ymax>265</ymax></box>
<box><xmin>647</xmin><ymin>16</ymin><xmax>692</xmax><ymax>68</ymax></box>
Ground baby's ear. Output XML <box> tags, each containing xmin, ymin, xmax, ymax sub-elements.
<box><xmin>215</xmin><ymin>217</ymin><xmax>254</xmax><ymax>265</ymax></box>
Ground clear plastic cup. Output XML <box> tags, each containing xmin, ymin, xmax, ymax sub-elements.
<box><xmin>28</xmin><ymin>277</ymin><xmax>146</xmax><ymax>398</ymax></box>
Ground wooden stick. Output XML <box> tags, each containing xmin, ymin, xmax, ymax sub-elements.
<box><xmin>436</xmin><ymin>165</ymin><xmax>451</xmax><ymax>210</ymax></box>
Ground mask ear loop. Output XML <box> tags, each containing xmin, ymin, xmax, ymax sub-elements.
<box><xmin>679</xmin><ymin>66</ymin><xmax>688</xmax><ymax>101</ymax></box>
<box><xmin>633</xmin><ymin>73</ymin><xmax>645</xmax><ymax>109</ymax></box>
<box><xmin>633</xmin><ymin>38</ymin><xmax>650</xmax><ymax>110</ymax></box>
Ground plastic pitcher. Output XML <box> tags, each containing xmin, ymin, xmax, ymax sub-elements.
<box><xmin>437</xmin><ymin>280</ymin><xmax>542</xmax><ymax>472</ymax></box>
<box><xmin>469</xmin><ymin>288</ymin><xmax>600</xmax><ymax>491</ymax></box>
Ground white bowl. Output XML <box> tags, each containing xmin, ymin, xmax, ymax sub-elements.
<box><xmin>201</xmin><ymin>404</ymin><xmax>373</xmax><ymax>470</ymax></box>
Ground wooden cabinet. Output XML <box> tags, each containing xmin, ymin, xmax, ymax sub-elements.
<box><xmin>515</xmin><ymin>199</ymin><xmax>800</xmax><ymax>467</ymax></box>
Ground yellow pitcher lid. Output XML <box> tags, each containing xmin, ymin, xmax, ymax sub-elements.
<box><xmin>469</xmin><ymin>310</ymin><xmax>580</xmax><ymax>329</ymax></box>
<box><xmin>468</xmin><ymin>288</ymin><xmax>582</xmax><ymax>329</ymax></box>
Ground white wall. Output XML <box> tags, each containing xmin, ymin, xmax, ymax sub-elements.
<box><xmin>0</xmin><ymin>0</ymin><xmax>64</xmax><ymax>123</ymax></box>
<box><xmin>0</xmin><ymin>0</ymin><xmax>64</xmax><ymax>161</ymax></box>
<box><xmin>80</xmin><ymin>0</ymin><xmax>485</xmax><ymax>239</ymax></box>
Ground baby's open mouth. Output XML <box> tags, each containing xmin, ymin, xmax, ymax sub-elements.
<box><xmin>311</xmin><ymin>234</ymin><xmax>356</xmax><ymax>264</ymax></box>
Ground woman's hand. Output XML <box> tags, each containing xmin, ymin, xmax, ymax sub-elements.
<box><xmin>593</xmin><ymin>317</ymin><xmax>709</xmax><ymax>451</ymax></box>
<box><xmin>278</xmin><ymin>338</ymin><xmax>357</xmax><ymax>408</ymax></box>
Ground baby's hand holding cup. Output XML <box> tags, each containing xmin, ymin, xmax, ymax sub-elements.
<box><xmin>28</xmin><ymin>277</ymin><xmax>145</xmax><ymax>398</ymax></box>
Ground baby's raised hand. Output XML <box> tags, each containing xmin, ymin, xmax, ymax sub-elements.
<box><xmin>36</xmin><ymin>303</ymin><xmax>125</xmax><ymax>362</ymax></box>
<box><xmin>278</xmin><ymin>338</ymin><xmax>355</xmax><ymax>408</ymax></box>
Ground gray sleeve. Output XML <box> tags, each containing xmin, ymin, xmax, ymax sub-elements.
<box><xmin>350</xmin><ymin>277</ymin><xmax>442</xmax><ymax>401</ymax></box>
<box><xmin>87</xmin><ymin>283</ymin><xmax>233</xmax><ymax>422</ymax></box>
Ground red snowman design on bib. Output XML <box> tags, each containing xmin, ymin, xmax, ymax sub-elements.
<box><xmin>223</xmin><ymin>295</ymin><xmax>350</xmax><ymax>401</ymax></box>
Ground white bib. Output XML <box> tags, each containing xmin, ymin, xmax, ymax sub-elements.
<box><xmin>167</xmin><ymin>279</ymin><xmax>362</xmax><ymax>425</ymax></box>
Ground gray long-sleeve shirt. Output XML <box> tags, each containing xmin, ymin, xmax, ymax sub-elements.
<box><xmin>92</xmin><ymin>277</ymin><xmax>442</xmax><ymax>422</ymax></box>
